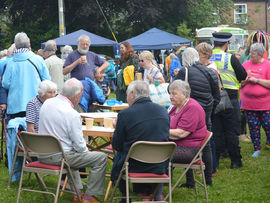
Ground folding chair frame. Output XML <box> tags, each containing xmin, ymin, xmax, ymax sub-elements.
<box><xmin>16</xmin><ymin>131</ymin><xmax>81</xmax><ymax>203</ymax></box>
<box><xmin>165</xmin><ymin>131</ymin><xmax>212</xmax><ymax>202</ymax></box>
<box><xmin>109</xmin><ymin>141</ymin><xmax>177</xmax><ymax>203</ymax></box>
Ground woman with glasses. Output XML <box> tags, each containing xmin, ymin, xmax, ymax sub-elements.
<box><xmin>139</xmin><ymin>50</ymin><xmax>165</xmax><ymax>85</ymax></box>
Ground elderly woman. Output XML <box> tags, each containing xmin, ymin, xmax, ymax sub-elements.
<box><xmin>240</xmin><ymin>43</ymin><xmax>270</xmax><ymax>157</ymax></box>
<box><xmin>175</xmin><ymin>48</ymin><xmax>220</xmax><ymax>187</ymax></box>
<box><xmin>26</xmin><ymin>80</ymin><xmax>57</xmax><ymax>133</ymax></box>
<box><xmin>139</xmin><ymin>50</ymin><xmax>165</xmax><ymax>85</ymax></box>
<box><xmin>169</xmin><ymin>80</ymin><xmax>207</xmax><ymax>186</ymax></box>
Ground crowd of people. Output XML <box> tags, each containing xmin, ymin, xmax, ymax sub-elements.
<box><xmin>0</xmin><ymin>29</ymin><xmax>269</xmax><ymax>202</ymax></box>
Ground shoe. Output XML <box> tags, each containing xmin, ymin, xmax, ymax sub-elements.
<box><xmin>230</xmin><ymin>161</ymin><xmax>243</xmax><ymax>169</ymax></box>
<box><xmin>72</xmin><ymin>194</ymin><xmax>84</xmax><ymax>202</ymax></box>
<box><xmin>82</xmin><ymin>196</ymin><xmax>99</xmax><ymax>203</ymax></box>
<box><xmin>178</xmin><ymin>183</ymin><xmax>195</xmax><ymax>189</ymax></box>
<box><xmin>211</xmin><ymin>170</ymin><xmax>218</xmax><ymax>177</ymax></box>
<box><xmin>252</xmin><ymin>151</ymin><xmax>261</xmax><ymax>157</ymax></box>
<box><xmin>265</xmin><ymin>144</ymin><xmax>270</xmax><ymax>150</ymax></box>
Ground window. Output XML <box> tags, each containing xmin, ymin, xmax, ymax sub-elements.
<box><xmin>234</xmin><ymin>4</ymin><xmax>247</xmax><ymax>24</ymax></box>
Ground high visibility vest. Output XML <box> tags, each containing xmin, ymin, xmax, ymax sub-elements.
<box><xmin>210</xmin><ymin>49</ymin><xmax>240</xmax><ymax>90</ymax></box>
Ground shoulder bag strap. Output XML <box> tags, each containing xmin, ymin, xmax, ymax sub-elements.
<box><xmin>184</xmin><ymin>67</ymin><xmax>188</xmax><ymax>83</ymax></box>
<box><xmin>27</xmin><ymin>58</ymin><xmax>42</xmax><ymax>81</ymax></box>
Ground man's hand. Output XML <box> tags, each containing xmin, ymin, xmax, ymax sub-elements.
<box><xmin>0</xmin><ymin>104</ymin><xmax>7</xmax><ymax>111</ymax></box>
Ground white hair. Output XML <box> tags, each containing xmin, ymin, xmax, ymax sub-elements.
<box><xmin>250</xmin><ymin>43</ymin><xmax>265</xmax><ymax>57</ymax></box>
<box><xmin>62</xmin><ymin>78</ymin><xmax>82</xmax><ymax>98</ymax></box>
<box><xmin>182</xmin><ymin>47</ymin><xmax>200</xmax><ymax>67</ymax></box>
<box><xmin>127</xmin><ymin>80</ymin><xmax>149</xmax><ymax>100</ymax></box>
<box><xmin>7</xmin><ymin>44</ymin><xmax>15</xmax><ymax>56</ymax></box>
<box><xmin>77</xmin><ymin>35</ymin><xmax>91</xmax><ymax>46</ymax></box>
<box><xmin>169</xmin><ymin>79</ymin><xmax>191</xmax><ymax>98</ymax></box>
<box><xmin>14</xmin><ymin>32</ymin><xmax>30</xmax><ymax>49</ymax></box>
<box><xmin>61</xmin><ymin>45</ymin><xmax>73</xmax><ymax>54</ymax></box>
<box><xmin>38</xmin><ymin>80</ymin><xmax>57</xmax><ymax>97</ymax></box>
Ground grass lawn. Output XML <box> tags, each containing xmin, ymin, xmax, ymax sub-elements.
<box><xmin>1</xmin><ymin>106</ymin><xmax>270</xmax><ymax>202</ymax></box>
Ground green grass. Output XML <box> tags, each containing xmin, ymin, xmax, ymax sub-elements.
<box><xmin>1</xmin><ymin>123</ymin><xmax>270</xmax><ymax>202</ymax></box>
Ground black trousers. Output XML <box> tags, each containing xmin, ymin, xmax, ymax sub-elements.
<box><xmin>212</xmin><ymin>97</ymin><xmax>242</xmax><ymax>165</ymax></box>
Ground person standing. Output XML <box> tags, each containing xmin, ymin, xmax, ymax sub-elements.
<box><xmin>2</xmin><ymin>32</ymin><xmax>50</xmax><ymax>119</ymax></box>
<box><xmin>63</xmin><ymin>34</ymin><xmax>109</xmax><ymax>81</ymax></box>
<box><xmin>116</xmin><ymin>41</ymin><xmax>139</xmax><ymax>102</ymax></box>
<box><xmin>240</xmin><ymin>43</ymin><xmax>270</xmax><ymax>157</ymax></box>
<box><xmin>210</xmin><ymin>32</ymin><xmax>247</xmax><ymax>169</ymax></box>
<box><xmin>43</xmin><ymin>40</ymin><xmax>64</xmax><ymax>93</ymax></box>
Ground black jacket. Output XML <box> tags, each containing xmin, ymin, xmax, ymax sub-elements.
<box><xmin>176</xmin><ymin>61</ymin><xmax>220</xmax><ymax>112</ymax></box>
<box><xmin>111</xmin><ymin>97</ymin><xmax>170</xmax><ymax>181</ymax></box>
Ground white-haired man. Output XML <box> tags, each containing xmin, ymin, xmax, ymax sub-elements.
<box><xmin>1</xmin><ymin>32</ymin><xmax>50</xmax><ymax>118</ymax></box>
<box><xmin>43</xmin><ymin>40</ymin><xmax>64</xmax><ymax>93</ymax></box>
<box><xmin>63</xmin><ymin>34</ymin><xmax>109</xmax><ymax>81</ymax></box>
<box><xmin>39</xmin><ymin>78</ymin><xmax>107</xmax><ymax>203</ymax></box>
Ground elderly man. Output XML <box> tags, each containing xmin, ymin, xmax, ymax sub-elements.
<box><xmin>39</xmin><ymin>78</ymin><xmax>107</xmax><ymax>203</ymax></box>
<box><xmin>43</xmin><ymin>40</ymin><xmax>64</xmax><ymax>93</ymax></box>
<box><xmin>63</xmin><ymin>34</ymin><xmax>109</xmax><ymax>81</ymax></box>
<box><xmin>1</xmin><ymin>32</ymin><xmax>50</xmax><ymax>118</ymax></box>
<box><xmin>111</xmin><ymin>80</ymin><xmax>170</xmax><ymax>202</ymax></box>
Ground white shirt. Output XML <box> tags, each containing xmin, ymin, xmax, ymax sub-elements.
<box><xmin>45</xmin><ymin>55</ymin><xmax>64</xmax><ymax>93</ymax></box>
<box><xmin>39</xmin><ymin>95</ymin><xmax>88</xmax><ymax>153</ymax></box>
<box><xmin>143</xmin><ymin>66</ymin><xmax>163</xmax><ymax>84</ymax></box>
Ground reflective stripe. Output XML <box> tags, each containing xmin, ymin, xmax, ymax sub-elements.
<box><xmin>223</xmin><ymin>80</ymin><xmax>236</xmax><ymax>87</ymax></box>
<box><xmin>219</xmin><ymin>68</ymin><xmax>235</xmax><ymax>75</ymax></box>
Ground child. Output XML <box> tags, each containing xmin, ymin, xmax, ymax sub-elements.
<box><xmin>94</xmin><ymin>67</ymin><xmax>111</xmax><ymax>99</ymax></box>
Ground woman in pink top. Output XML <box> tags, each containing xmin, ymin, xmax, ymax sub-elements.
<box><xmin>169</xmin><ymin>80</ymin><xmax>207</xmax><ymax>162</ymax></box>
<box><xmin>240</xmin><ymin>43</ymin><xmax>270</xmax><ymax>157</ymax></box>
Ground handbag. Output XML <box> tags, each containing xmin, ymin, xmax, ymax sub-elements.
<box><xmin>149</xmin><ymin>83</ymin><xmax>171</xmax><ymax>109</ymax></box>
<box><xmin>214</xmin><ymin>73</ymin><xmax>233</xmax><ymax>114</ymax></box>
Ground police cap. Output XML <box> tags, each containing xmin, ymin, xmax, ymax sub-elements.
<box><xmin>212</xmin><ymin>32</ymin><xmax>232</xmax><ymax>42</ymax></box>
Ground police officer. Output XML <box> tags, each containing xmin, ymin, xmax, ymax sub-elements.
<box><xmin>210</xmin><ymin>32</ymin><xmax>247</xmax><ymax>169</ymax></box>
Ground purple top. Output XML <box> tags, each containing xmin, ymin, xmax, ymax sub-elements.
<box><xmin>64</xmin><ymin>50</ymin><xmax>106</xmax><ymax>80</ymax></box>
<box><xmin>169</xmin><ymin>98</ymin><xmax>206</xmax><ymax>147</ymax></box>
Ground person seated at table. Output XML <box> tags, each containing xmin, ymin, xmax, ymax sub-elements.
<box><xmin>94</xmin><ymin>67</ymin><xmax>110</xmax><ymax>99</ymax></box>
<box><xmin>111</xmin><ymin>80</ymin><xmax>170</xmax><ymax>202</ymax></box>
<box><xmin>168</xmin><ymin>80</ymin><xmax>207</xmax><ymax>186</ymax></box>
<box><xmin>39</xmin><ymin>78</ymin><xmax>107</xmax><ymax>203</ymax></box>
<box><xmin>26</xmin><ymin>80</ymin><xmax>57</xmax><ymax>133</ymax></box>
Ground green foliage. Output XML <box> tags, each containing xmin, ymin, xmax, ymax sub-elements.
<box><xmin>176</xmin><ymin>22</ymin><xmax>193</xmax><ymax>41</ymax></box>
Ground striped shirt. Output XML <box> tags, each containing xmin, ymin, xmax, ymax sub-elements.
<box><xmin>26</xmin><ymin>96</ymin><xmax>43</xmax><ymax>133</ymax></box>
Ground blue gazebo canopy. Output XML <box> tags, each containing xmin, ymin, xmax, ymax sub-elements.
<box><xmin>122</xmin><ymin>27</ymin><xmax>192</xmax><ymax>50</ymax></box>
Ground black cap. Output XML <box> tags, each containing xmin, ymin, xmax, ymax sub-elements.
<box><xmin>212</xmin><ymin>32</ymin><xmax>232</xmax><ymax>42</ymax></box>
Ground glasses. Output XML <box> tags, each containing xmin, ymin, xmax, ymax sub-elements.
<box><xmin>139</xmin><ymin>60</ymin><xmax>144</xmax><ymax>63</ymax></box>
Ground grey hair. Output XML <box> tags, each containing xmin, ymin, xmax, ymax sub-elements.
<box><xmin>182</xmin><ymin>47</ymin><xmax>200</xmax><ymax>67</ymax></box>
<box><xmin>62</xmin><ymin>78</ymin><xmax>82</xmax><ymax>98</ymax></box>
<box><xmin>77</xmin><ymin>35</ymin><xmax>91</xmax><ymax>46</ymax></box>
<box><xmin>14</xmin><ymin>32</ymin><xmax>30</xmax><ymax>49</ymax></box>
<box><xmin>38</xmin><ymin>80</ymin><xmax>57</xmax><ymax>97</ymax></box>
<box><xmin>250</xmin><ymin>43</ymin><xmax>265</xmax><ymax>57</ymax></box>
<box><xmin>7</xmin><ymin>44</ymin><xmax>16</xmax><ymax>56</ymax></box>
<box><xmin>44</xmin><ymin>40</ymin><xmax>56</xmax><ymax>54</ymax></box>
<box><xmin>169</xmin><ymin>53</ymin><xmax>177</xmax><ymax>59</ymax></box>
<box><xmin>61</xmin><ymin>45</ymin><xmax>73</xmax><ymax>54</ymax></box>
<box><xmin>169</xmin><ymin>79</ymin><xmax>191</xmax><ymax>98</ymax></box>
<box><xmin>127</xmin><ymin>80</ymin><xmax>149</xmax><ymax>100</ymax></box>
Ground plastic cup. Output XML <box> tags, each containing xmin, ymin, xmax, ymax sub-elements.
<box><xmin>81</xmin><ymin>55</ymin><xmax>87</xmax><ymax>64</ymax></box>
<box><xmin>85</xmin><ymin>118</ymin><xmax>94</xmax><ymax>129</ymax></box>
<box><xmin>104</xmin><ymin>118</ymin><xmax>114</xmax><ymax>129</ymax></box>
<box><xmin>136</xmin><ymin>72</ymin><xmax>142</xmax><ymax>80</ymax></box>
